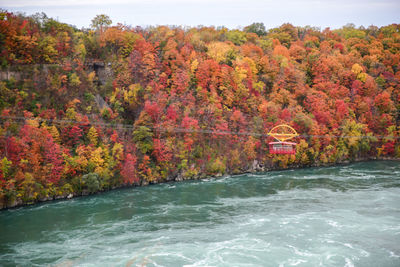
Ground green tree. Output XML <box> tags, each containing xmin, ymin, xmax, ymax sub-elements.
<box><xmin>82</xmin><ymin>173</ymin><xmax>101</xmax><ymax>193</ymax></box>
<box><xmin>244</xmin><ymin>22</ymin><xmax>267</xmax><ymax>36</ymax></box>
<box><xmin>133</xmin><ymin>126</ymin><xmax>154</xmax><ymax>154</ymax></box>
<box><xmin>90</xmin><ymin>14</ymin><xmax>112</xmax><ymax>32</ymax></box>
<box><xmin>226</xmin><ymin>30</ymin><xmax>247</xmax><ymax>45</ymax></box>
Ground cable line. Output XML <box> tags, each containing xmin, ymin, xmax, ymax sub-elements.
<box><xmin>0</xmin><ymin>116</ymin><xmax>399</xmax><ymax>139</ymax></box>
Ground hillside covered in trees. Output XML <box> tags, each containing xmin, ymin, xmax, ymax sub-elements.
<box><xmin>0</xmin><ymin>11</ymin><xmax>399</xmax><ymax>208</ymax></box>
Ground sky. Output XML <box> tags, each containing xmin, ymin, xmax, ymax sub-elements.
<box><xmin>1</xmin><ymin>0</ymin><xmax>399</xmax><ymax>30</ymax></box>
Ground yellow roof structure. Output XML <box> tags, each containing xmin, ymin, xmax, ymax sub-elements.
<box><xmin>268</xmin><ymin>124</ymin><xmax>298</xmax><ymax>142</ymax></box>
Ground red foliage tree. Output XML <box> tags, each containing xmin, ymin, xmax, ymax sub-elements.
<box><xmin>120</xmin><ymin>153</ymin><xmax>138</xmax><ymax>185</ymax></box>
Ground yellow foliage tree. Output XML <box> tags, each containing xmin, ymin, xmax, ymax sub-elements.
<box><xmin>90</xmin><ymin>147</ymin><xmax>104</xmax><ymax>168</ymax></box>
<box><xmin>48</xmin><ymin>125</ymin><xmax>61</xmax><ymax>143</ymax></box>
<box><xmin>351</xmin><ymin>63</ymin><xmax>368</xmax><ymax>82</ymax></box>
<box><xmin>112</xmin><ymin>142</ymin><xmax>124</xmax><ymax>161</ymax></box>
<box><xmin>87</xmin><ymin>126</ymin><xmax>98</xmax><ymax>146</ymax></box>
<box><xmin>206</xmin><ymin>42</ymin><xmax>232</xmax><ymax>63</ymax></box>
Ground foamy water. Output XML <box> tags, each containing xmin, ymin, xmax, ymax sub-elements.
<box><xmin>1</xmin><ymin>161</ymin><xmax>399</xmax><ymax>266</ymax></box>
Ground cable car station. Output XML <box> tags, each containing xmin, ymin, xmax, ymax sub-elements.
<box><xmin>267</xmin><ymin>124</ymin><xmax>298</xmax><ymax>155</ymax></box>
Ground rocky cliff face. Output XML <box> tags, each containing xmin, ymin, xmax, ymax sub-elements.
<box><xmin>0</xmin><ymin>62</ymin><xmax>112</xmax><ymax>84</ymax></box>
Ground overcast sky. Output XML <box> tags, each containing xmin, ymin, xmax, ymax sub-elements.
<box><xmin>1</xmin><ymin>0</ymin><xmax>399</xmax><ymax>30</ymax></box>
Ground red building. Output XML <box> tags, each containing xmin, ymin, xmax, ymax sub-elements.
<box><xmin>268</xmin><ymin>141</ymin><xmax>297</xmax><ymax>154</ymax></box>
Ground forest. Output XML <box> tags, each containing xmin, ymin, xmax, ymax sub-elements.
<box><xmin>0</xmin><ymin>11</ymin><xmax>399</xmax><ymax>208</ymax></box>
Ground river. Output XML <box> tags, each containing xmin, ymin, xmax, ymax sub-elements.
<box><xmin>0</xmin><ymin>161</ymin><xmax>399</xmax><ymax>266</ymax></box>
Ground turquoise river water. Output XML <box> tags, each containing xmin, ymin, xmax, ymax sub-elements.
<box><xmin>0</xmin><ymin>161</ymin><xmax>400</xmax><ymax>266</ymax></box>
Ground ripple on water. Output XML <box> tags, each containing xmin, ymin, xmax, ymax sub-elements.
<box><xmin>0</xmin><ymin>161</ymin><xmax>400</xmax><ymax>266</ymax></box>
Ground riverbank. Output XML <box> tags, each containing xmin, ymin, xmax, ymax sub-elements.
<box><xmin>1</xmin><ymin>157</ymin><xmax>398</xmax><ymax>210</ymax></box>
